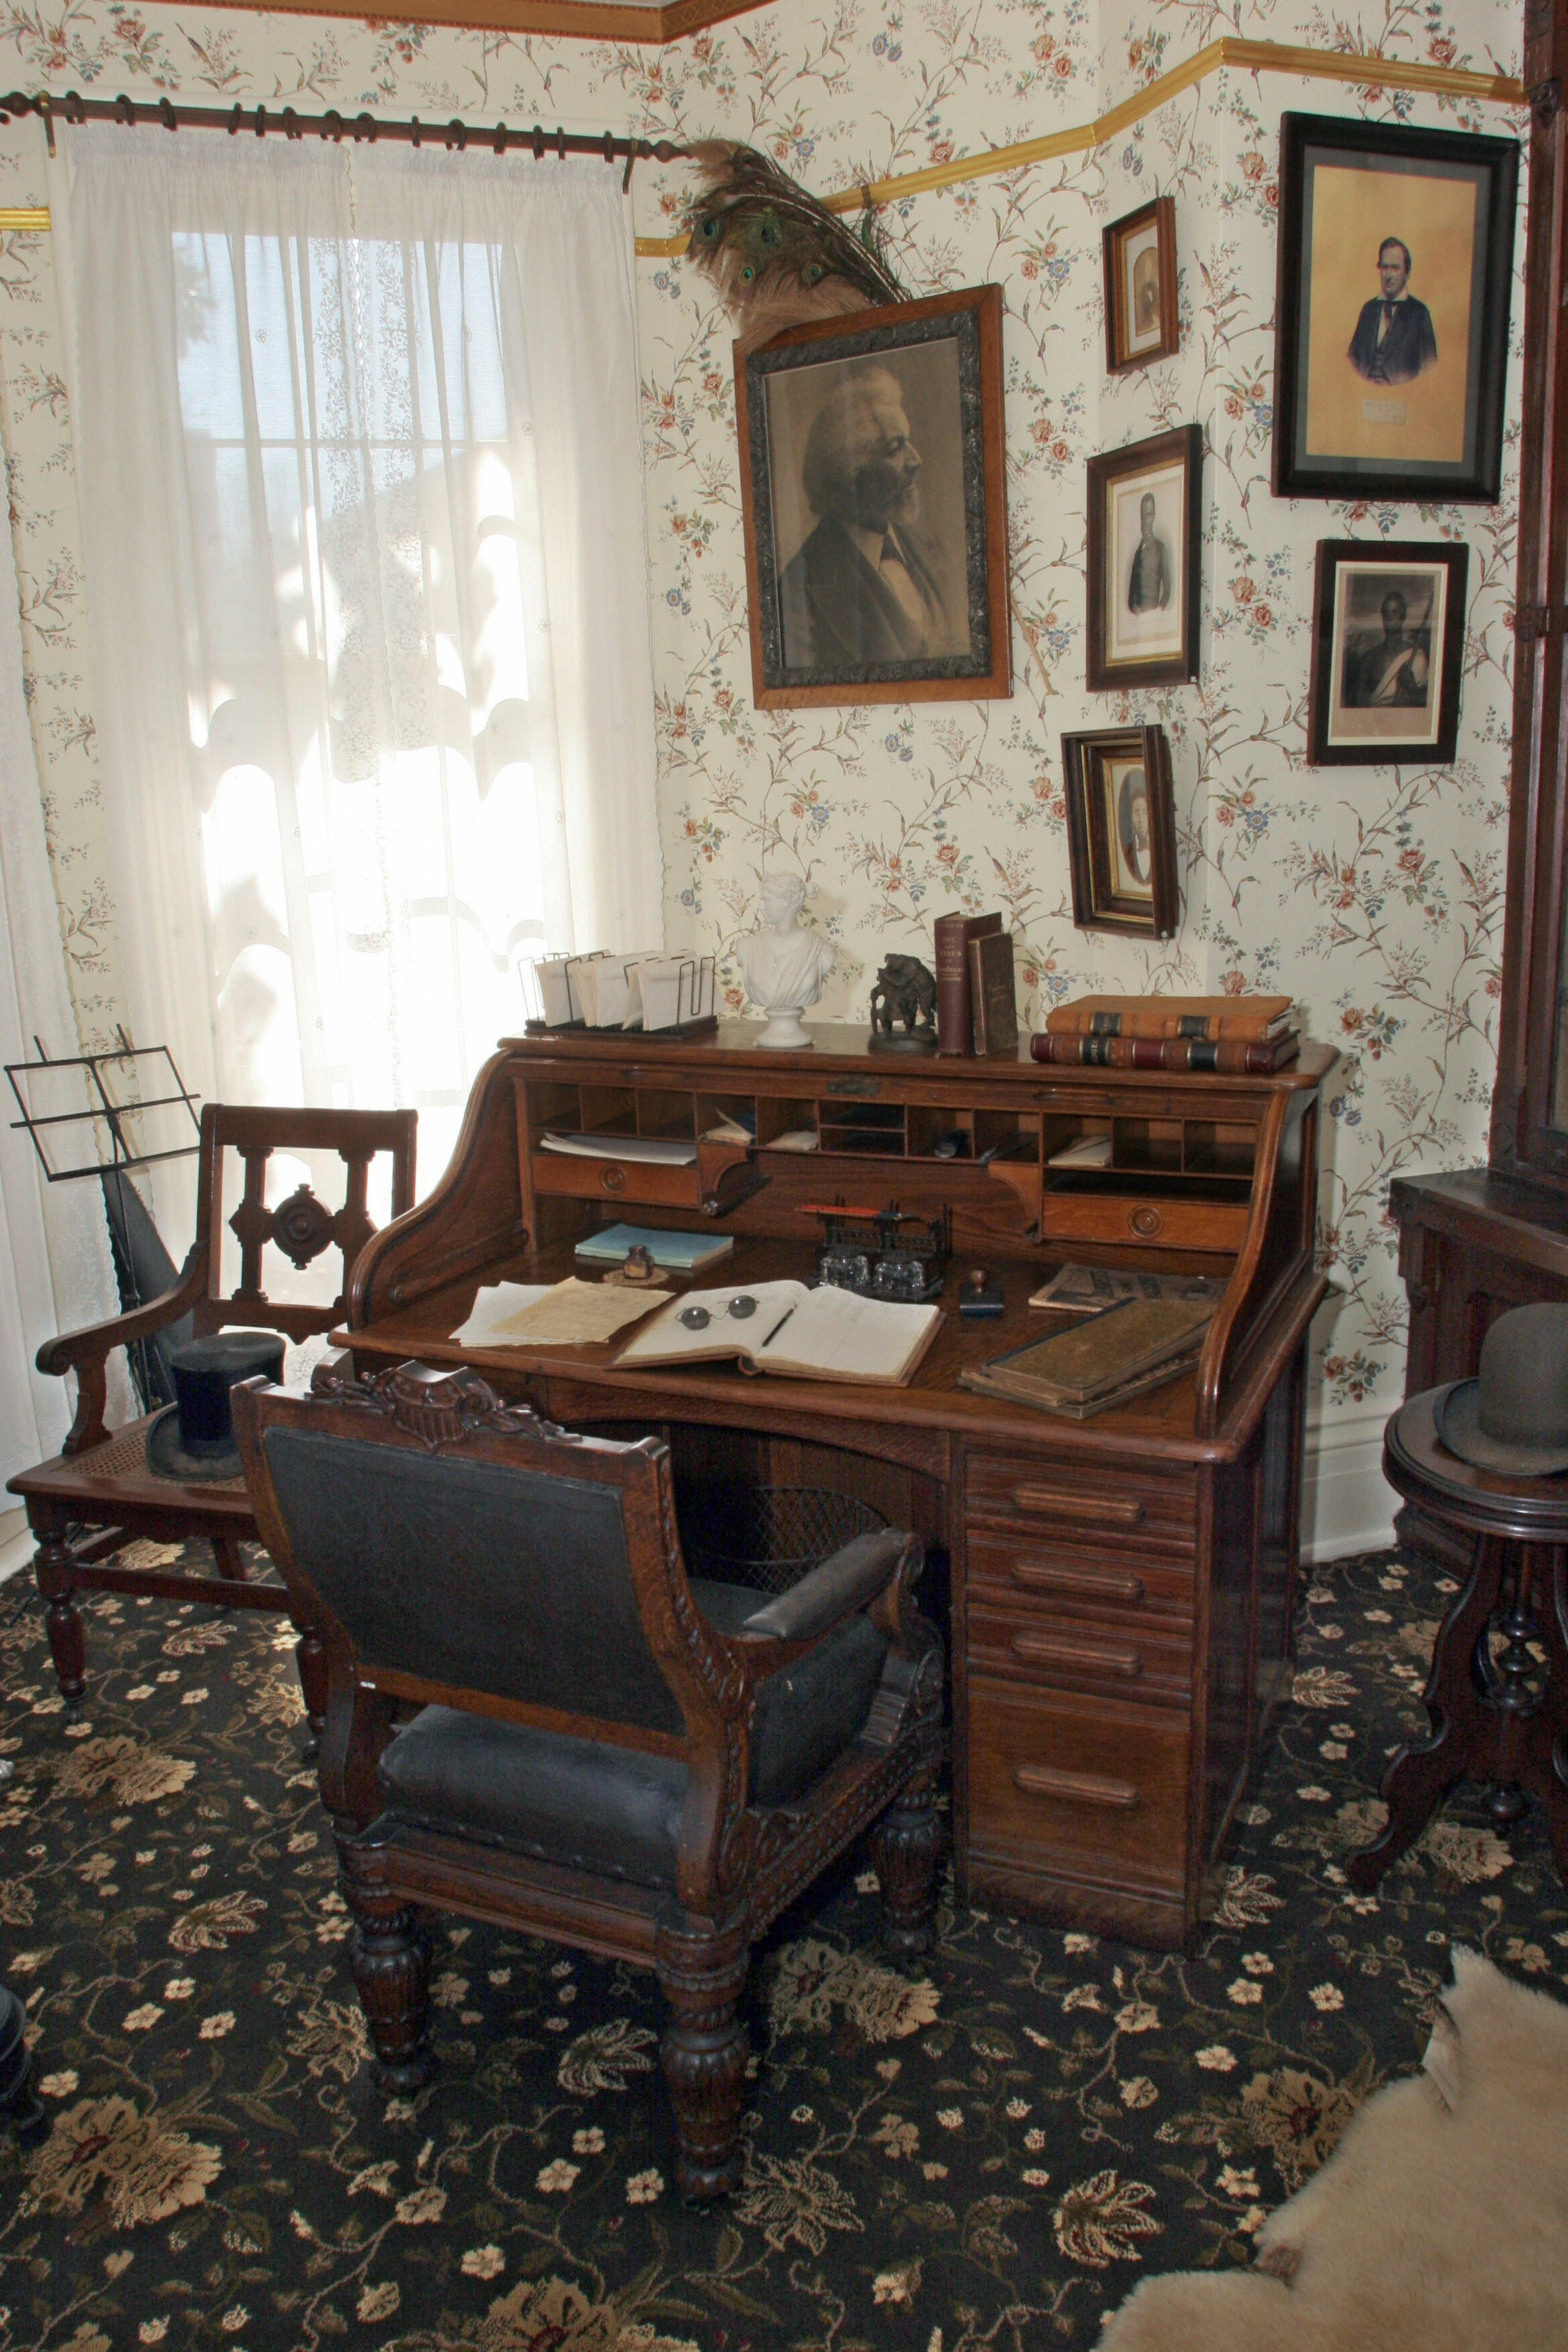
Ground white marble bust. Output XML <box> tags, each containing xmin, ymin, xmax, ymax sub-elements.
<box><xmin>740</xmin><ymin>872</ymin><xmax>834</xmax><ymax>1049</ymax></box>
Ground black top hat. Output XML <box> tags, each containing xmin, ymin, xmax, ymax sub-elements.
<box><xmin>145</xmin><ymin>1330</ymin><xmax>286</xmax><ymax>1483</ymax></box>
<box><xmin>1434</xmin><ymin>1303</ymin><xmax>1568</xmax><ymax>1477</ymax></box>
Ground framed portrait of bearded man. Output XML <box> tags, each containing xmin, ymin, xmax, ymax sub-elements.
<box><xmin>735</xmin><ymin>283</ymin><xmax>1011</xmax><ymax>707</ymax></box>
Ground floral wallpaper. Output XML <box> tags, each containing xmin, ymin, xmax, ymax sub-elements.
<box><xmin>0</xmin><ymin>0</ymin><xmax>1527</xmax><ymax>1426</ymax></box>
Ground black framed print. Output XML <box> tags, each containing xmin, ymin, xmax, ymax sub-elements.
<box><xmin>1273</xmin><ymin>112</ymin><xmax>1519</xmax><ymax>503</ymax></box>
<box><xmin>1062</xmin><ymin>724</ymin><xmax>1179</xmax><ymax>938</ymax></box>
<box><xmin>1307</xmin><ymin>539</ymin><xmax>1469</xmax><ymax>765</ymax></box>
<box><xmin>734</xmin><ymin>283</ymin><xmax>1011</xmax><ymax>709</ymax></box>
<box><xmin>1085</xmin><ymin>425</ymin><xmax>1202</xmax><ymax>692</ymax></box>
<box><xmin>1104</xmin><ymin>195</ymin><xmax>1178</xmax><ymax>374</ymax></box>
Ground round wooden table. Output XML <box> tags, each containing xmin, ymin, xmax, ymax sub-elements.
<box><xmin>1348</xmin><ymin>1386</ymin><xmax>1568</xmax><ymax>1891</ymax></box>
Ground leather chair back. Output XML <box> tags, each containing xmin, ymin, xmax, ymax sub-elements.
<box><xmin>258</xmin><ymin>1423</ymin><xmax>686</xmax><ymax>1733</ymax></box>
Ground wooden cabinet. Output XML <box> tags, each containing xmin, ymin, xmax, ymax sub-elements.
<box><xmin>345</xmin><ymin>1022</ymin><xmax>1330</xmax><ymax>1947</ymax></box>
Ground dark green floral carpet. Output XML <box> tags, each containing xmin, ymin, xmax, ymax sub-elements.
<box><xmin>1</xmin><ymin>1537</ymin><xmax>1564</xmax><ymax>2352</ymax></box>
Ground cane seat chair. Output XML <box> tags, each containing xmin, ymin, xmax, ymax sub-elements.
<box><xmin>233</xmin><ymin>1359</ymin><xmax>944</xmax><ymax>2204</ymax></box>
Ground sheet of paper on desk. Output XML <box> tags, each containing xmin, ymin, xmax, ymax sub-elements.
<box><xmin>452</xmin><ymin>1278</ymin><xmax>668</xmax><ymax>1348</ymax></box>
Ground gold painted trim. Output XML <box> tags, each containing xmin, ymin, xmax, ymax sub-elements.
<box><xmin>0</xmin><ymin>206</ymin><xmax>47</xmax><ymax>230</ymax></box>
<box><xmin>633</xmin><ymin>36</ymin><xmax>1526</xmax><ymax>255</ymax></box>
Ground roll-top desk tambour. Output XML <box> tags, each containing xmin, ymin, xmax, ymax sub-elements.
<box><xmin>339</xmin><ymin>1025</ymin><xmax>1333</xmax><ymax>1949</ymax></box>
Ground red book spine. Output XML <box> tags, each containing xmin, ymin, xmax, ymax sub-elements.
<box><xmin>932</xmin><ymin>914</ymin><xmax>972</xmax><ymax>1056</ymax></box>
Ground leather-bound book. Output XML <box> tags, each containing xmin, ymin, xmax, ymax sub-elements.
<box><xmin>1044</xmin><ymin>993</ymin><xmax>1293</xmax><ymax>1043</ymax></box>
<box><xmin>933</xmin><ymin>911</ymin><xmax>1002</xmax><ymax>1054</ymax></box>
<box><xmin>969</xmin><ymin>929</ymin><xmax>1018</xmax><ymax>1057</ymax></box>
<box><xmin>1030</xmin><ymin>1029</ymin><xmax>1300</xmax><ymax>1074</ymax></box>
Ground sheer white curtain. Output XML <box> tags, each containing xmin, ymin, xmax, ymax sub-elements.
<box><xmin>61</xmin><ymin>131</ymin><xmax>662</xmax><ymax>1189</ymax></box>
<box><xmin>0</xmin><ymin>511</ymin><xmax>122</xmax><ymax>1480</ymax></box>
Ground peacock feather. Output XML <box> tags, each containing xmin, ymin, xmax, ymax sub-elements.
<box><xmin>683</xmin><ymin>142</ymin><xmax>905</xmax><ymax>345</ymax></box>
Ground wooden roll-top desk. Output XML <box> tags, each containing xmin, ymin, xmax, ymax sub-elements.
<box><xmin>341</xmin><ymin>1024</ymin><xmax>1332</xmax><ymax>1949</ymax></box>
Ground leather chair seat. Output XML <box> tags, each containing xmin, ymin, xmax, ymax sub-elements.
<box><xmin>373</xmin><ymin>1579</ymin><xmax>890</xmax><ymax>1890</ymax></box>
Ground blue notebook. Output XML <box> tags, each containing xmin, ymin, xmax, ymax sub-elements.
<box><xmin>573</xmin><ymin>1223</ymin><xmax>734</xmax><ymax>1272</ymax></box>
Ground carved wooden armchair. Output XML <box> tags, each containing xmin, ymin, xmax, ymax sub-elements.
<box><xmin>232</xmin><ymin>1361</ymin><xmax>944</xmax><ymax>2204</ymax></box>
<box><xmin>8</xmin><ymin>1102</ymin><xmax>416</xmax><ymax>1711</ymax></box>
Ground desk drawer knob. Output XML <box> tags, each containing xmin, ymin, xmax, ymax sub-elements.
<box><xmin>1129</xmin><ymin>1205</ymin><xmax>1164</xmax><ymax>1238</ymax></box>
<box><xmin>1010</xmin><ymin>1630</ymin><xmax>1142</xmax><ymax>1677</ymax></box>
<box><xmin>599</xmin><ymin>1165</ymin><xmax>626</xmax><ymax>1193</ymax></box>
<box><xmin>1014</xmin><ymin>1762</ymin><xmax>1140</xmax><ymax>1809</ymax></box>
<box><xmin>1009</xmin><ymin>1483</ymin><xmax>1145</xmax><ymax>1526</ymax></box>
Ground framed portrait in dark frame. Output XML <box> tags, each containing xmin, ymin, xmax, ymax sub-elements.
<box><xmin>1272</xmin><ymin>112</ymin><xmax>1519</xmax><ymax>503</ymax></box>
<box><xmin>1085</xmin><ymin>425</ymin><xmax>1202</xmax><ymax>692</ymax></box>
<box><xmin>734</xmin><ymin>283</ymin><xmax>1011</xmax><ymax>709</ymax></box>
<box><xmin>1103</xmin><ymin>195</ymin><xmax>1178</xmax><ymax>374</ymax></box>
<box><xmin>1307</xmin><ymin>539</ymin><xmax>1469</xmax><ymax>766</ymax></box>
<box><xmin>1062</xmin><ymin>724</ymin><xmax>1179</xmax><ymax>939</ymax></box>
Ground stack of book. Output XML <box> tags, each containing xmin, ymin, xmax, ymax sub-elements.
<box><xmin>932</xmin><ymin>911</ymin><xmax>1018</xmax><ymax>1056</ymax></box>
<box><xmin>958</xmin><ymin>1293</ymin><xmax>1216</xmax><ymax>1419</ymax></box>
<box><xmin>1030</xmin><ymin>993</ymin><xmax>1299</xmax><ymax>1074</ymax></box>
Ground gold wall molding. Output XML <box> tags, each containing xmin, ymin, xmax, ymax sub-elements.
<box><xmin>633</xmin><ymin>35</ymin><xmax>1526</xmax><ymax>255</ymax></box>
<box><xmin>0</xmin><ymin>37</ymin><xmax>1523</xmax><ymax>252</ymax></box>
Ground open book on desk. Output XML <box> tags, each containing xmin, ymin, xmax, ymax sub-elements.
<box><xmin>614</xmin><ymin>1279</ymin><xmax>942</xmax><ymax>1386</ymax></box>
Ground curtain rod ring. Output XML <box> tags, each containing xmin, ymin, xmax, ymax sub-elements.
<box><xmin>532</xmin><ymin>123</ymin><xmax>543</xmax><ymax>159</ymax></box>
<box><xmin>602</xmin><ymin>128</ymin><xmax>614</xmax><ymax>165</ymax></box>
<box><xmin>493</xmin><ymin>119</ymin><xmax>506</xmax><ymax>153</ymax></box>
<box><xmin>410</xmin><ymin>114</ymin><xmax>420</xmax><ymax>147</ymax></box>
<box><xmin>63</xmin><ymin>91</ymin><xmax>86</xmax><ymax>125</ymax></box>
<box><xmin>446</xmin><ymin>118</ymin><xmax>466</xmax><ymax>150</ymax></box>
<box><xmin>354</xmin><ymin>111</ymin><xmax>376</xmax><ymax>143</ymax></box>
<box><xmin>283</xmin><ymin>106</ymin><xmax>301</xmax><ymax>140</ymax></box>
<box><xmin>37</xmin><ymin>91</ymin><xmax>54</xmax><ymax>156</ymax></box>
<box><xmin>254</xmin><ymin>103</ymin><xmax>266</xmax><ymax>138</ymax></box>
<box><xmin>555</xmin><ymin>123</ymin><xmax>566</xmax><ymax>160</ymax></box>
<box><xmin>114</xmin><ymin>92</ymin><xmax>135</xmax><ymax>127</ymax></box>
<box><xmin>228</xmin><ymin>102</ymin><xmax>242</xmax><ymax>136</ymax></box>
<box><xmin>157</xmin><ymin>96</ymin><xmax>176</xmax><ymax>134</ymax></box>
<box><xmin>323</xmin><ymin>108</ymin><xmax>343</xmax><ymax>142</ymax></box>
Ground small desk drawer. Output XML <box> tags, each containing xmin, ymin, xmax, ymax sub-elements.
<box><xmin>967</xmin><ymin>1597</ymin><xmax>1193</xmax><ymax>1706</ymax></box>
<box><xmin>966</xmin><ymin>1677</ymin><xmax>1190</xmax><ymax>1889</ymax></box>
<box><xmin>966</xmin><ymin>1451</ymin><xmax>1197</xmax><ymax>1551</ymax></box>
<box><xmin>530</xmin><ymin>1151</ymin><xmax>702</xmax><ymax>1209</ymax></box>
<box><xmin>966</xmin><ymin>1530</ymin><xmax>1194</xmax><ymax>1624</ymax></box>
<box><xmin>1038</xmin><ymin>1191</ymin><xmax>1250</xmax><ymax>1253</ymax></box>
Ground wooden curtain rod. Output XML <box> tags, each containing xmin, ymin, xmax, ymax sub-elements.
<box><xmin>0</xmin><ymin>88</ymin><xmax>688</xmax><ymax>189</ymax></box>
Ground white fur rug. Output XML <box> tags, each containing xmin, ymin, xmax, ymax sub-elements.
<box><xmin>1097</xmin><ymin>1947</ymin><xmax>1568</xmax><ymax>2352</ymax></box>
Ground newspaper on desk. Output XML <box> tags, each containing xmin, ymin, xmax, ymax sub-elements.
<box><xmin>452</xmin><ymin>1278</ymin><xmax>668</xmax><ymax>1349</ymax></box>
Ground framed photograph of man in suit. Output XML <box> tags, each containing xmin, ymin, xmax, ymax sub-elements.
<box><xmin>1061</xmin><ymin>724</ymin><xmax>1179</xmax><ymax>939</ymax></box>
<box><xmin>1273</xmin><ymin>114</ymin><xmax>1519</xmax><ymax>503</ymax></box>
<box><xmin>735</xmin><ymin>284</ymin><xmax>1011</xmax><ymax>708</ymax></box>
<box><xmin>1085</xmin><ymin>426</ymin><xmax>1203</xmax><ymax>692</ymax></box>
<box><xmin>1307</xmin><ymin>539</ymin><xmax>1469</xmax><ymax>766</ymax></box>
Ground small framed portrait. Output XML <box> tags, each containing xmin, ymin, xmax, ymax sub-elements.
<box><xmin>1103</xmin><ymin>195</ymin><xmax>1178</xmax><ymax>374</ymax></box>
<box><xmin>1061</xmin><ymin>724</ymin><xmax>1179</xmax><ymax>938</ymax></box>
<box><xmin>734</xmin><ymin>283</ymin><xmax>1011</xmax><ymax>708</ymax></box>
<box><xmin>1085</xmin><ymin>425</ymin><xmax>1202</xmax><ymax>692</ymax></box>
<box><xmin>1273</xmin><ymin>112</ymin><xmax>1519</xmax><ymax>503</ymax></box>
<box><xmin>1307</xmin><ymin>539</ymin><xmax>1469</xmax><ymax>766</ymax></box>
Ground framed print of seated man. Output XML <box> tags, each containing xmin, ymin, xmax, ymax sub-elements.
<box><xmin>1348</xmin><ymin>236</ymin><xmax>1439</xmax><ymax>386</ymax></box>
<box><xmin>778</xmin><ymin>365</ymin><xmax>969</xmax><ymax>668</ymax></box>
<box><xmin>1127</xmin><ymin>493</ymin><xmax>1169</xmax><ymax>612</ymax></box>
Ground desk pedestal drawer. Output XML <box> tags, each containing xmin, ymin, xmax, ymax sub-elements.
<box><xmin>966</xmin><ymin>1601</ymin><xmax>1192</xmax><ymax>1705</ymax></box>
<box><xmin>966</xmin><ymin>1677</ymin><xmax>1189</xmax><ymax>1891</ymax></box>
<box><xmin>966</xmin><ymin>1451</ymin><xmax>1197</xmax><ymax>1552</ymax></box>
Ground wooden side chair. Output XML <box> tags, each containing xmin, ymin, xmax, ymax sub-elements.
<box><xmin>232</xmin><ymin>1360</ymin><xmax>945</xmax><ymax>2204</ymax></box>
<box><xmin>7</xmin><ymin>1103</ymin><xmax>416</xmax><ymax>1717</ymax></box>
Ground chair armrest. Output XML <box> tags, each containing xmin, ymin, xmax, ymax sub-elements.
<box><xmin>36</xmin><ymin>1242</ymin><xmax>207</xmax><ymax>1454</ymax></box>
<box><xmin>739</xmin><ymin>1530</ymin><xmax>910</xmax><ymax>1644</ymax></box>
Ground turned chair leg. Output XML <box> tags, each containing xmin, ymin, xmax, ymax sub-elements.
<box><xmin>654</xmin><ymin>1914</ymin><xmax>750</xmax><ymax>2206</ymax></box>
<box><xmin>292</xmin><ymin>1621</ymin><xmax>327</xmax><ymax>1760</ymax></box>
<box><xmin>34</xmin><ymin>1532</ymin><xmax>86</xmax><ymax>1704</ymax></box>
<box><xmin>873</xmin><ymin>1765</ymin><xmax>942</xmax><ymax>1957</ymax></box>
<box><xmin>343</xmin><ymin>1863</ymin><xmax>434</xmax><ymax>2091</ymax></box>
